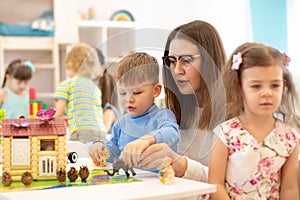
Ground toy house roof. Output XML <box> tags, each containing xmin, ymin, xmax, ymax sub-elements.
<box><xmin>1</xmin><ymin>117</ymin><xmax>67</xmax><ymax>137</ymax></box>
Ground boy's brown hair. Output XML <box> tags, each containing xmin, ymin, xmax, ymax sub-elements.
<box><xmin>115</xmin><ymin>52</ymin><xmax>159</xmax><ymax>85</ymax></box>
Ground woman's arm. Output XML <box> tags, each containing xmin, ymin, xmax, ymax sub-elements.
<box><xmin>140</xmin><ymin>143</ymin><xmax>208</xmax><ymax>181</ymax></box>
<box><xmin>181</xmin><ymin>157</ymin><xmax>208</xmax><ymax>182</ymax></box>
<box><xmin>280</xmin><ymin>143</ymin><xmax>299</xmax><ymax>200</ymax></box>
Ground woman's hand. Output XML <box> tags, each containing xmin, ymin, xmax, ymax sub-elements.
<box><xmin>122</xmin><ymin>135</ymin><xmax>155</xmax><ymax>167</ymax></box>
<box><xmin>139</xmin><ymin>143</ymin><xmax>187</xmax><ymax>177</ymax></box>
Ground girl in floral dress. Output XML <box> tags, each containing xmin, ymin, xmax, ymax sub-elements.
<box><xmin>208</xmin><ymin>42</ymin><xmax>300</xmax><ymax>200</ymax></box>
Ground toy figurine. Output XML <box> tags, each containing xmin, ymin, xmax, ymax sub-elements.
<box><xmin>36</xmin><ymin>107</ymin><xmax>56</xmax><ymax>122</ymax></box>
<box><xmin>21</xmin><ymin>171</ymin><xmax>33</xmax><ymax>186</ymax></box>
<box><xmin>88</xmin><ymin>7</ymin><xmax>95</xmax><ymax>19</ymax></box>
<box><xmin>158</xmin><ymin>156</ymin><xmax>175</xmax><ymax>184</ymax></box>
<box><xmin>67</xmin><ymin>167</ymin><xmax>78</xmax><ymax>182</ymax></box>
<box><xmin>79</xmin><ymin>165</ymin><xmax>89</xmax><ymax>182</ymax></box>
<box><xmin>104</xmin><ymin>158</ymin><xmax>136</xmax><ymax>178</ymax></box>
<box><xmin>56</xmin><ymin>168</ymin><xmax>66</xmax><ymax>183</ymax></box>
<box><xmin>2</xmin><ymin>172</ymin><xmax>12</xmax><ymax>187</ymax></box>
<box><xmin>93</xmin><ymin>149</ymin><xmax>110</xmax><ymax>167</ymax></box>
<box><xmin>11</xmin><ymin>115</ymin><xmax>30</xmax><ymax>127</ymax></box>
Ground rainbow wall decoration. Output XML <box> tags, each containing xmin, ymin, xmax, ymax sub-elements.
<box><xmin>110</xmin><ymin>10</ymin><xmax>135</xmax><ymax>22</ymax></box>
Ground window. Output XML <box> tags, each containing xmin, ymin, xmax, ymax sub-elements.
<box><xmin>39</xmin><ymin>156</ymin><xmax>56</xmax><ymax>176</ymax></box>
<box><xmin>40</xmin><ymin>139</ymin><xmax>55</xmax><ymax>151</ymax></box>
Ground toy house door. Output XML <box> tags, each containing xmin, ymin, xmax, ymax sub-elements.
<box><xmin>12</xmin><ymin>139</ymin><xmax>30</xmax><ymax>166</ymax></box>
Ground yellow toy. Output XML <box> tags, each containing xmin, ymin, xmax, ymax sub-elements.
<box><xmin>0</xmin><ymin>107</ymin><xmax>6</xmax><ymax>144</ymax></box>
<box><xmin>1</xmin><ymin>117</ymin><xmax>67</xmax><ymax>181</ymax></box>
<box><xmin>92</xmin><ymin>149</ymin><xmax>110</xmax><ymax>167</ymax></box>
<box><xmin>158</xmin><ymin>156</ymin><xmax>175</xmax><ymax>184</ymax></box>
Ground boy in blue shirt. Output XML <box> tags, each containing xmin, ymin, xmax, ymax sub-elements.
<box><xmin>89</xmin><ymin>52</ymin><xmax>180</xmax><ymax>168</ymax></box>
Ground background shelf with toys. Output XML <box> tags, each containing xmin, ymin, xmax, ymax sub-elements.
<box><xmin>0</xmin><ymin>0</ymin><xmax>78</xmax><ymax>106</ymax></box>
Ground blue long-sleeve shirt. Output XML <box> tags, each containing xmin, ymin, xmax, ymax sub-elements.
<box><xmin>106</xmin><ymin>104</ymin><xmax>180</xmax><ymax>163</ymax></box>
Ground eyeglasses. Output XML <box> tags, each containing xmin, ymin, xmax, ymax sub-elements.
<box><xmin>162</xmin><ymin>54</ymin><xmax>201</xmax><ymax>69</ymax></box>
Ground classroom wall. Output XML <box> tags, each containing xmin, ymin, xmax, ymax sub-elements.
<box><xmin>77</xmin><ymin>0</ymin><xmax>299</xmax><ymax>82</ymax></box>
<box><xmin>250</xmin><ymin>0</ymin><xmax>287</xmax><ymax>51</ymax></box>
<box><xmin>76</xmin><ymin>0</ymin><xmax>252</xmax><ymax>55</ymax></box>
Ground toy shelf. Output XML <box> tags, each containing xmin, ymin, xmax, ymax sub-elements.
<box><xmin>78</xmin><ymin>20</ymin><xmax>137</xmax><ymax>64</ymax></box>
<box><xmin>0</xmin><ymin>36</ymin><xmax>59</xmax><ymax>102</ymax></box>
<box><xmin>0</xmin><ymin>37</ymin><xmax>55</xmax><ymax>50</ymax></box>
<box><xmin>78</xmin><ymin>20</ymin><xmax>136</xmax><ymax>29</ymax></box>
<box><xmin>0</xmin><ymin>0</ymin><xmax>78</xmax><ymax>106</ymax></box>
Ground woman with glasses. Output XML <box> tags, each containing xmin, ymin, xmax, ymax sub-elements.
<box><xmin>138</xmin><ymin>20</ymin><xmax>227</xmax><ymax>182</ymax></box>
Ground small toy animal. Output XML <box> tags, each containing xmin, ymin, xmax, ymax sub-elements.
<box><xmin>104</xmin><ymin>158</ymin><xmax>136</xmax><ymax>178</ymax></box>
<box><xmin>92</xmin><ymin>149</ymin><xmax>110</xmax><ymax>167</ymax></box>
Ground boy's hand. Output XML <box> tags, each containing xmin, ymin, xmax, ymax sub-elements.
<box><xmin>123</xmin><ymin>135</ymin><xmax>155</xmax><ymax>167</ymax></box>
<box><xmin>89</xmin><ymin>142</ymin><xmax>106</xmax><ymax>164</ymax></box>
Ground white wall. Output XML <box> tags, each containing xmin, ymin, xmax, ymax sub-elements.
<box><xmin>77</xmin><ymin>0</ymin><xmax>253</xmax><ymax>56</ymax></box>
<box><xmin>77</xmin><ymin>0</ymin><xmax>299</xmax><ymax>86</ymax></box>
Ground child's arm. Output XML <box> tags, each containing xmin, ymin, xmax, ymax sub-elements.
<box><xmin>280</xmin><ymin>142</ymin><xmax>299</xmax><ymax>200</ymax></box>
<box><xmin>122</xmin><ymin>135</ymin><xmax>155</xmax><ymax>167</ymax></box>
<box><xmin>208</xmin><ymin>138</ymin><xmax>230</xmax><ymax>200</ymax></box>
<box><xmin>0</xmin><ymin>89</ymin><xmax>7</xmax><ymax>106</ymax></box>
<box><xmin>54</xmin><ymin>99</ymin><xmax>66</xmax><ymax>117</ymax></box>
<box><xmin>123</xmin><ymin>109</ymin><xmax>179</xmax><ymax>167</ymax></box>
<box><xmin>89</xmin><ymin>141</ymin><xmax>106</xmax><ymax>163</ymax></box>
<box><xmin>147</xmin><ymin>109</ymin><xmax>180</xmax><ymax>150</ymax></box>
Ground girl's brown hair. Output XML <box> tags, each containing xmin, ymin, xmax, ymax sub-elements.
<box><xmin>98</xmin><ymin>73</ymin><xmax>119</xmax><ymax>109</ymax></box>
<box><xmin>2</xmin><ymin>59</ymin><xmax>33</xmax><ymax>88</ymax></box>
<box><xmin>163</xmin><ymin>20</ymin><xmax>227</xmax><ymax>130</ymax></box>
<box><xmin>223</xmin><ymin>42</ymin><xmax>299</xmax><ymax>128</ymax></box>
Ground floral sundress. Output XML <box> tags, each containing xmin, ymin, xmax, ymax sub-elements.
<box><xmin>214</xmin><ymin>117</ymin><xmax>298</xmax><ymax>200</ymax></box>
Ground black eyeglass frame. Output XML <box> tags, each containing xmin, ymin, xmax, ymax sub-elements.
<box><xmin>162</xmin><ymin>54</ymin><xmax>201</xmax><ymax>69</ymax></box>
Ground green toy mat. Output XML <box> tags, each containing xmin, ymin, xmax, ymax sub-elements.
<box><xmin>0</xmin><ymin>168</ymin><xmax>141</xmax><ymax>192</ymax></box>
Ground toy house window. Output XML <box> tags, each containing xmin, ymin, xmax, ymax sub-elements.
<box><xmin>39</xmin><ymin>156</ymin><xmax>56</xmax><ymax>176</ymax></box>
<box><xmin>40</xmin><ymin>140</ymin><xmax>55</xmax><ymax>151</ymax></box>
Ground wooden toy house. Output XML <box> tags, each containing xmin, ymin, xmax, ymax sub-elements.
<box><xmin>1</xmin><ymin>117</ymin><xmax>67</xmax><ymax>181</ymax></box>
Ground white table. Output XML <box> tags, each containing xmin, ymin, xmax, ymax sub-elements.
<box><xmin>0</xmin><ymin>158</ymin><xmax>216</xmax><ymax>200</ymax></box>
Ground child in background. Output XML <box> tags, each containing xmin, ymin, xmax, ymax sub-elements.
<box><xmin>95</xmin><ymin>48</ymin><xmax>120</xmax><ymax>134</ymax></box>
<box><xmin>209</xmin><ymin>43</ymin><xmax>299</xmax><ymax>199</ymax></box>
<box><xmin>89</xmin><ymin>52</ymin><xmax>180</xmax><ymax>168</ymax></box>
<box><xmin>54</xmin><ymin>43</ymin><xmax>106</xmax><ymax>144</ymax></box>
<box><xmin>0</xmin><ymin>59</ymin><xmax>35</xmax><ymax>118</ymax></box>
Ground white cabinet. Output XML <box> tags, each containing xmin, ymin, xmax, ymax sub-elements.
<box><xmin>0</xmin><ymin>0</ymin><xmax>78</xmax><ymax>105</ymax></box>
<box><xmin>78</xmin><ymin>20</ymin><xmax>136</xmax><ymax>65</ymax></box>
<box><xmin>0</xmin><ymin>36</ymin><xmax>59</xmax><ymax>102</ymax></box>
